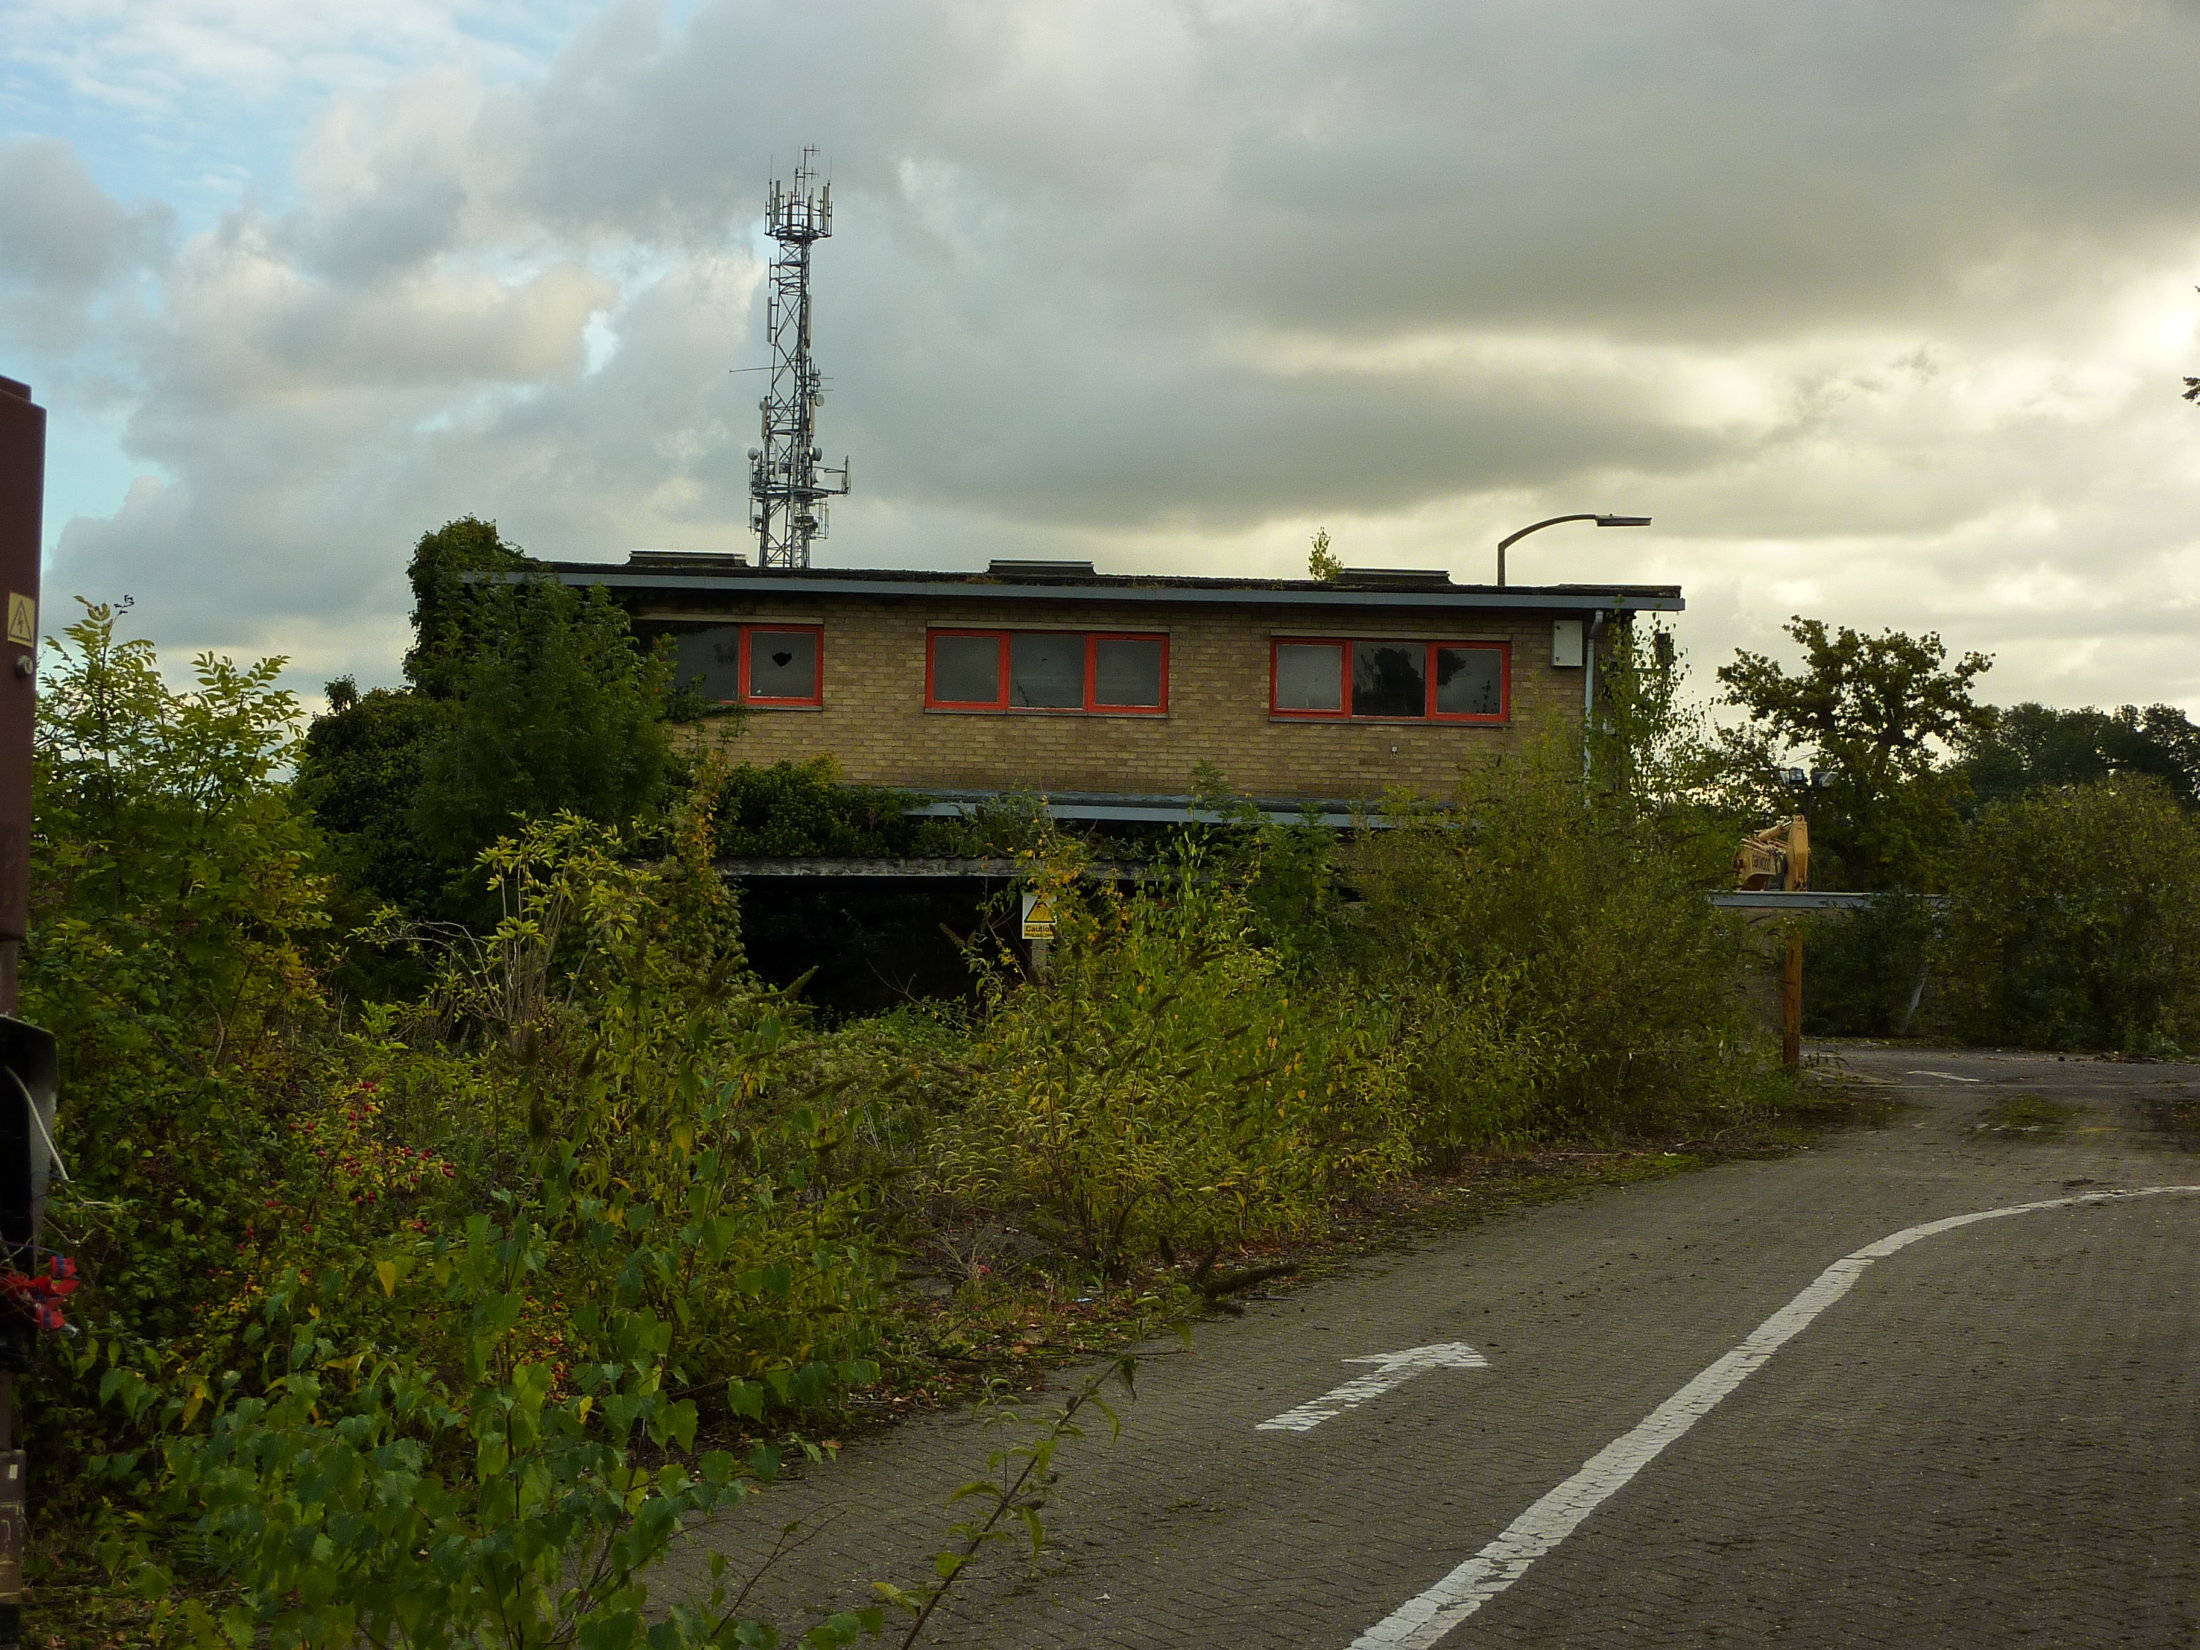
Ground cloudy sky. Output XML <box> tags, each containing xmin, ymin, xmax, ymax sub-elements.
<box><xmin>7</xmin><ymin>0</ymin><xmax>2200</xmax><ymax>709</ymax></box>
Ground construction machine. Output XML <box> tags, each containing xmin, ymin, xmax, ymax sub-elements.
<box><xmin>1734</xmin><ymin>814</ymin><xmax>1810</xmax><ymax>1070</ymax></box>
<box><xmin>1734</xmin><ymin>813</ymin><xmax>1809</xmax><ymax>893</ymax></box>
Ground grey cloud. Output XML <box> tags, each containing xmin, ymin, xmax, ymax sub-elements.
<box><xmin>0</xmin><ymin>137</ymin><xmax>170</xmax><ymax>348</ymax></box>
<box><xmin>35</xmin><ymin>0</ymin><xmax>2200</xmax><ymax>717</ymax></box>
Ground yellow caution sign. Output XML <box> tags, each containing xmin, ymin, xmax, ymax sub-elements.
<box><xmin>1020</xmin><ymin>888</ymin><xmax>1057</xmax><ymax>940</ymax></box>
<box><xmin>5</xmin><ymin>593</ymin><xmax>32</xmax><ymax>648</ymax></box>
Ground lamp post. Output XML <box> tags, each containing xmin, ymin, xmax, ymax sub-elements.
<box><xmin>1495</xmin><ymin>513</ymin><xmax>1651</xmax><ymax>587</ymax></box>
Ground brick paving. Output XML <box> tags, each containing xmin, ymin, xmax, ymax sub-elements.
<box><xmin>674</xmin><ymin>1047</ymin><xmax>2200</xmax><ymax>1647</ymax></box>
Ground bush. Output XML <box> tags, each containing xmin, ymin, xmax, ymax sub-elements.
<box><xmin>27</xmin><ymin>616</ymin><xmax>886</xmax><ymax>1589</ymax></box>
<box><xmin>109</xmin><ymin>1191</ymin><xmax>865</xmax><ymax>1650</ymax></box>
<box><xmin>295</xmin><ymin>684</ymin><xmax>452</xmax><ymax>917</ymax></box>
<box><xmin>932</xmin><ymin>842</ymin><xmax>1413</xmax><ymax>1275</ymax></box>
<box><xmin>27</xmin><ymin>601</ymin><xmax>342</xmax><ymax>1533</ymax></box>
<box><xmin>1932</xmin><ymin>780</ymin><xmax>2200</xmax><ymax>1052</ymax></box>
<box><xmin>712</xmin><ymin>758</ymin><xmax>932</xmax><ymax>858</ymax></box>
<box><xmin>1316</xmin><ymin>743</ymin><xmax>1770</xmax><ymax>1154</ymax></box>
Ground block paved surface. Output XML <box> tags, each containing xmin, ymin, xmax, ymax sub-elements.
<box><xmin>674</xmin><ymin>1047</ymin><xmax>2200</xmax><ymax>1647</ymax></box>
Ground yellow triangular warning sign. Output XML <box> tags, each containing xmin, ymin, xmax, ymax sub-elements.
<box><xmin>1020</xmin><ymin>888</ymin><xmax>1057</xmax><ymax>940</ymax></box>
<box><xmin>5</xmin><ymin>593</ymin><xmax>33</xmax><ymax>648</ymax></box>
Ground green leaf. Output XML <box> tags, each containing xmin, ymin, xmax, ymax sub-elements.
<box><xmin>726</xmin><ymin>1380</ymin><xmax>766</xmax><ymax>1421</ymax></box>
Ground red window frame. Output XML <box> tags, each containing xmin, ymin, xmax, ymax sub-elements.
<box><xmin>737</xmin><ymin>624</ymin><xmax>824</xmax><ymax>707</ymax></box>
<box><xmin>1268</xmin><ymin>637</ymin><xmax>1509</xmax><ymax>723</ymax></box>
<box><xmin>924</xmin><ymin>628</ymin><xmax>1169</xmax><ymax>715</ymax></box>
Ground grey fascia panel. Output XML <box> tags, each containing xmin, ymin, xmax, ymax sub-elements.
<box><xmin>535</xmin><ymin>571</ymin><xmax>1683</xmax><ymax>613</ymax></box>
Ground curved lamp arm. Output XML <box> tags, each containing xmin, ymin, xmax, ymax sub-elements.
<box><xmin>1496</xmin><ymin>513</ymin><xmax>1651</xmax><ymax>587</ymax></box>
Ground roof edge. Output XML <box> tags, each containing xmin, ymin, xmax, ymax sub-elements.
<box><xmin>515</xmin><ymin>565</ymin><xmax>1684</xmax><ymax>613</ymax></box>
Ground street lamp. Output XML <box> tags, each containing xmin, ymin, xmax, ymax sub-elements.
<box><xmin>1495</xmin><ymin>513</ymin><xmax>1652</xmax><ymax>587</ymax></box>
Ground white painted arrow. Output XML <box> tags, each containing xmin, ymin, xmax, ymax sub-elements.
<box><xmin>1256</xmin><ymin>1343</ymin><xmax>1490</xmax><ymax>1433</ymax></box>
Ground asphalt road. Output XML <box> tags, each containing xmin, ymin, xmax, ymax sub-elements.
<box><xmin>684</xmin><ymin>1046</ymin><xmax>2200</xmax><ymax>1648</ymax></box>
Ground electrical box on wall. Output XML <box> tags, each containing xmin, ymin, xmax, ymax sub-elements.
<box><xmin>1552</xmin><ymin>619</ymin><xmax>1585</xmax><ymax>667</ymax></box>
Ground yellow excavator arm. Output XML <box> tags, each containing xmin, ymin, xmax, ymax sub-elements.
<box><xmin>1734</xmin><ymin>814</ymin><xmax>1810</xmax><ymax>892</ymax></box>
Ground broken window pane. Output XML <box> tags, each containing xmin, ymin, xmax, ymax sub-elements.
<box><xmin>747</xmin><ymin>629</ymin><xmax>817</xmax><ymax>700</ymax></box>
<box><xmin>1010</xmin><ymin>632</ymin><xmax>1084</xmax><ymax>707</ymax></box>
<box><xmin>675</xmin><ymin>626</ymin><xmax>743</xmax><ymax>703</ymax></box>
<box><xmin>1435</xmin><ymin>646</ymin><xmax>1502</xmax><ymax>717</ymax></box>
<box><xmin>1353</xmin><ymin>641</ymin><xmax>1426</xmax><ymax>717</ymax></box>
<box><xmin>1093</xmin><ymin>637</ymin><xmax>1163</xmax><ymax>707</ymax></box>
<box><xmin>932</xmin><ymin>633</ymin><xmax>1001</xmax><ymax>704</ymax></box>
<box><xmin>1275</xmin><ymin>642</ymin><xmax>1345</xmax><ymax>711</ymax></box>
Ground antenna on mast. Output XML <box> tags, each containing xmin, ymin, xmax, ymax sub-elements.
<box><xmin>748</xmin><ymin>148</ymin><xmax>850</xmax><ymax>569</ymax></box>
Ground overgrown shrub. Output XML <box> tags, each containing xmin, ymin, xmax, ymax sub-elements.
<box><xmin>33</xmin><ymin>600</ymin><xmax>1807</xmax><ymax>1640</ymax></box>
<box><xmin>28</xmin><ymin>602</ymin><xmax>346</xmax><ymax>1536</ymax></box>
<box><xmin>1932</xmin><ymin>780</ymin><xmax>2200</xmax><ymax>1052</ymax></box>
<box><xmin>411</xmin><ymin>578</ymin><xmax>677</xmax><ymax>888</ymax></box>
<box><xmin>107</xmin><ymin>1185</ymin><xmax>872</xmax><ymax>1650</ymax></box>
<box><xmin>27</xmin><ymin>613</ymin><xmax>887</xmax><ymax>1592</ymax></box>
<box><xmin>932</xmin><ymin>844</ymin><xmax>1413</xmax><ymax>1275</ymax></box>
<box><xmin>1315</xmin><ymin>744</ymin><xmax>1770</xmax><ymax>1154</ymax></box>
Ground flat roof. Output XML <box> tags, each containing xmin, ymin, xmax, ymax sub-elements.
<box><xmin>531</xmin><ymin>559</ymin><xmax>1685</xmax><ymax>614</ymax></box>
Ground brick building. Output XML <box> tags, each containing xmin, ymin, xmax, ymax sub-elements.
<box><xmin>546</xmin><ymin>552</ymin><xmax>1683</xmax><ymax>821</ymax></box>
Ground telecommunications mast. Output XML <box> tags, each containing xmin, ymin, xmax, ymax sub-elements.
<box><xmin>748</xmin><ymin>149</ymin><xmax>850</xmax><ymax>569</ymax></box>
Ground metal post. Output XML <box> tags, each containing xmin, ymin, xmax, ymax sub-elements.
<box><xmin>1782</xmin><ymin>924</ymin><xmax>1804</xmax><ymax>1071</ymax></box>
<box><xmin>0</xmin><ymin>374</ymin><xmax>45</xmax><ymax>1650</ymax></box>
<box><xmin>1581</xmin><ymin>610</ymin><xmax>1603</xmax><ymax>782</ymax></box>
<box><xmin>0</xmin><ymin>377</ymin><xmax>40</xmax><ymax>1015</ymax></box>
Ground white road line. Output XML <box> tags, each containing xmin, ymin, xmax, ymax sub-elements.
<box><xmin>1258</xmin><ymin>1343</ymin><xmax>1489</xmax><ymax>1433</ymax></box>
<box><xmin>1346</xmin><ymin>1184</ymin><xmax>2200</xmax><ymax>1650</ymax></box>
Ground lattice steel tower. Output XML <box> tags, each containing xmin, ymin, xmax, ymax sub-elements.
<box><xmin>748</xmin><ymin>150</ymin><xmax>849</xmax><ymax>568</ymax></box>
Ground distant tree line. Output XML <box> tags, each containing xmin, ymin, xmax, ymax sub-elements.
<box><xmin>1701</xmin><ymin>615</ymin><xmax>2200</xmax><ymax>1049</ymax></box>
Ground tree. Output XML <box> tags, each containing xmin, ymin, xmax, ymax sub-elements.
<box><xmin>295</xmin><ymin>519</ymin><xmax>677</xmax><ymax>918</ymax></box>
<box><xmin>1935</xmin><ymin>780</ymin><xmax>2200</xmax><ymax>1051</ymax></box>
<box><xmin>410</xmin><ymin>577</ymin><xmax>675</xmax><ymax>877</ymax></box>
<box><xmin>1960</xmin><ymin>702</ymin><xmax>2200</xmax><ymax>809</ymax></box>
<box><xmin>402</xmin><ymin>515</ymin><xmax>537</xmax><ymax>699</ymax></box>
<box><xmin>294</xmin><ymin>684</ymin><xmax>450</xmax><ymax>915</ymax></box>
<box><xmin>30</xmin><ymin>600</ymin><xmax>329</xmax><ymax>1083</ymax></box>
<box><xmin>1717</xmin><ymin>617</ymin><xmax>1992</xmax><ymax>888</ymax></box>
<box><xmin>1307</xmin><ymin>527</ymin><xmax>1342</xmax><ymax>582</ymax></box>
<box><xmin>27</xmin><ymin>603</ymin><xmax>333</xmax><ymax>1354</ymax></box>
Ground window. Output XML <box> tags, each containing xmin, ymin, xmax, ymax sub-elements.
<box><xmin>1269</xmin><ymin>638</ymin><xmax>1508</xmax><ymax>722</ymax></box>
<box><xmin>744</xmin><ymin>627</ymin><xmax>821</xmax><ymax>704</ymax></box>
<box><xmin>926</xmin><ymin>629</ymin><xmax>1167</xmax><ymax>713</ymax></box>
<box><xmin>673</xmin><ymin>623</ymin><xmax>824</xmax><ymax>706</ymax></box>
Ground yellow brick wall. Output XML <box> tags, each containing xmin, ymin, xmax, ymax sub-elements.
<box><xmin>657</xmin><ymin>593</ymin><xmax>1601</xmax><ymax>802</ymax></box>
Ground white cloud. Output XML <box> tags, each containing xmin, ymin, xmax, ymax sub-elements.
<box><xmin>21</xmin><ymin>0</ymin><xmax>2200</xmax><ymax>712</ymax></box>
<box><xmin>0</xmin><ymin>0</ymin><xmax>583</xmax><ymax>116</ymax></box>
